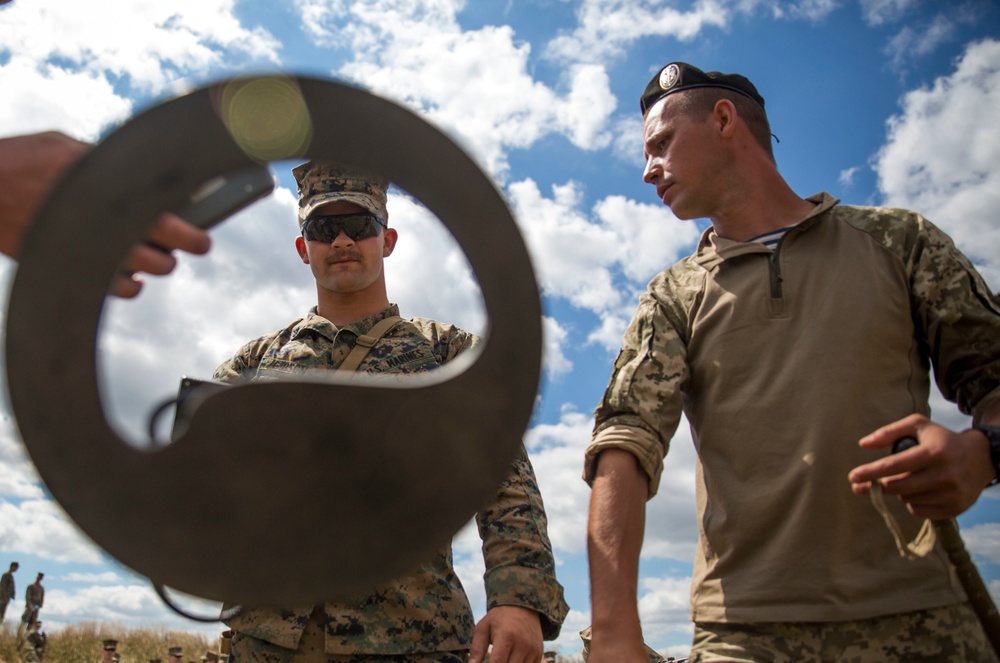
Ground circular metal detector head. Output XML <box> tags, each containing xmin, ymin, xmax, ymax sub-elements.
<box><xmin>4</xmin><ymin>75</ymin><xmax>542</xmax><ymax>608</ymax></box>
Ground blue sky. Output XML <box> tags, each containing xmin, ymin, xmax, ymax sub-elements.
<box><xmin>1</xmin><ymin>0</ymin><xmax>999</xmax><ymax>658</ymax></box>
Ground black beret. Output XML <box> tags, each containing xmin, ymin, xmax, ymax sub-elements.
<box><xmin>640</xmin><ymin>62</ymin><xmax>765</xmax><ymax>116</ymax></box>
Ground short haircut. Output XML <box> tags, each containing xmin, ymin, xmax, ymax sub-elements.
<box><xmin>671</xmin><ymin>88</ymin><xmax>774</xmax><ymax>161</ymax></box>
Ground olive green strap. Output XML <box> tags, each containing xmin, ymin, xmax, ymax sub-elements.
<box><xmin>338</xmin><ymin>316</ymin><xmax>402</xmax><ymax>373</ymax></box>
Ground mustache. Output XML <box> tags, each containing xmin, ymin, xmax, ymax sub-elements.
<box><xmin>325</xmin><ymin>250</ymin><xmax>364</xmax><ymax>265</ymax></box>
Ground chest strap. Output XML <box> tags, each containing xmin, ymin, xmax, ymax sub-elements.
<box><xmin>338</xmin><ymin>316</ymin><xmax>402</xmax><ymax>373</ymax></box>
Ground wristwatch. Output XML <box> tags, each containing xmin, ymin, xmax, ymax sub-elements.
<box><xmin>974</xmin><ymin>425</ymin><xmax>1000</xmax><ymax>487</ymax></box>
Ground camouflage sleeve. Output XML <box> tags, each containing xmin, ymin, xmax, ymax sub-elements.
<box><xmin>903</xmin><ymin>213</ymin><xmax>1000</xmax><ymax>418</ymax></box>
<box><xmin>409</xmin><ymin>317</ymin><xmax>480</xmax><ymax>363</ymax></box>
<box><xmin>476</xmin><ymin>444</ymin><xmax>569</xmax><ymax>640</ymax></box>
<box><xmin>583</xmin><ymin>270</ymin><xmax>694</xmax><ymax>498</ymax></box>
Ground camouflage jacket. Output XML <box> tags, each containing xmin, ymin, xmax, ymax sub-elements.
<box><xmin>18</xmin><ymin>629</ymin><xmax>45</xmax><ymax>663</ymax></box>
<box><xmin>215</xmin><ymin>304</ymin><xmax>568</xmax><ymax>654</ymax></box>
<box><xmin>24</xmin><ymin>582</ymin><xmax>42</xmax><ymax>608</ymax></box>
<box><xmin>585</xmin><ymin>193</ymin><xmax>1000</xmax><ymax>623</ymax></box>
<box><xmin>0</xmin><ymin>571</ymin><xmax>13</xmax><ymax>601</ymax></box>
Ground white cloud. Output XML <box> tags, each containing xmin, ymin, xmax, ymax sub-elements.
<box><xmin>0</xmin><ymin>499</ymin><xmax>105</xmax><ymax>565</ymax></box>
<box><xmin>64</xmin><ymin>571</ymin><xmax>123</xmax><ymax>583</ymax></box>
<box><xmin>964</xmin><ymin>522</ymin><xmax>1000</xmax><ymax>565</ymax></box>
<box><xmin>0</xmin><ymin>0</ymin><xmax>280</xmax><ymax>94</ymax></box>
<box><xmin>294</xmin><ymin>0</ymin><xmax>616</xmax><ymax>178</ymax></box>
<box><xmin>884</xmin><ymin>14</ymin><xmax>959</xmax><ymax>69</ymax></box>
<box><xmin>544</xmin><ymin>0</ymin><xmax>730</xmax><ymax>65</ymax></box>
<box><xmin>543</xmin><ymin>317</ymin><xmax>574</xmax><ymax>377</ymax></box>
<box><xmin>874</xmin><ymin>38</ymin><xmax>1000</xmax><ymax>290</ymax></box>
<box><xmin>637</xmin><ymin>575</ymin><xmax>694</xmax><ymax>654</ymax></box>
<box><xmin>0</xmin><ymin>415</ymin><xmax>45</xmax><ymax>499</ymax></box>
<box><xmin>860</xmin><ymin>0</ymin><xmax>918</xmax><ymax>26</ymax></box>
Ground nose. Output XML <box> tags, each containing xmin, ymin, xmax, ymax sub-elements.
<box><xmin>330</xmin><ymin>229</ymin><xmax>355</xmax><ymax>246</ymax></box>
<box><xmin>642</xmin><ymin>153</ymin><xmax>660</xmax><ymax>184</ymax></box>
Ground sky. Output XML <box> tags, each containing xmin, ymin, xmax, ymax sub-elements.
<box><xmin>1</xmin><ymin>0</ymin><xmax>999</xmax><ymax>658</ymax></box>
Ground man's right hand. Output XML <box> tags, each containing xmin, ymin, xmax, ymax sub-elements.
<box><xmin>0</xmin><ymin>131</ymin><xmax>212</xmax><ymax>298</ymax></box>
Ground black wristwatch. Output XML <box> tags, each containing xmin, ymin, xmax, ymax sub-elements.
<box><xmin>974</xmin><ymin>425</ymin><xmax>1000</xmax><ymax>487</ymax></box>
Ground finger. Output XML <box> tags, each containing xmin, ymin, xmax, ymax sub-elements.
<box><xmin>847</xmin><ymin>453</ymin><xmax>916</xmax><ymax>485</ymax></box>
<box><xmin>858</xmin><ymin>413</ymin><xmax>928</xmax><ymax>449</ymax></box>
<box><xmin>468</xmin><ymin>619</ymin><xmax>490</xmax><ymax>663</ymax></box>
<box><xmin>147</xmin><ymin>212</ymin><xmax>212</xmax><ymax>255</ymax></box>
<box><xmin>120</xmin><ymin>242</ymin><xmax>178</xmax><ymax>277</ymax></box>
<box><xmin>109</xmin><ymin>273</ymin><xmax>143</xmax><ymax>299</ymax></box>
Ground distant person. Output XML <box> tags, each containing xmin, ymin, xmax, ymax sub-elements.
<box><xmin>0</xmin><ymin>131</ymin><xmax>212</xmax><ymax>298</ymax></box>
<box><xmin>20</xmin><ymin>574</ymin><xmax>43</xmax><ymax>629</ymax></box>
<box><xmin>0</xmin><ymin>561</ymin><xmax>17</xmax><ymax>625</ymax></box>
<box><xmin>200</xmin><ymin>652</ymin><xmax>218</xmax><ymax>663</ymax></box>
<box><xmin>17</xmin><ymin>620</ymin><xmax>46</xmax><ymax>663</ymax></box>
<box><xmin>214</xmin><ymin>161</ymin><xmax>568</xmax><ymax>663</ymax></box>
<box><xmin>584</xmin><ymin>61</ymin><xmax>1000</xmax><ymax>661</ymax></box>
<box><xmin>101</xmin><ymin>639</ymin><xmax>118</xmax><ymax>663</ymax></box>
<box><xmin>166</xmin><ymin>646</ymin><xmax>183</xmax><ymax>663</ymax></box>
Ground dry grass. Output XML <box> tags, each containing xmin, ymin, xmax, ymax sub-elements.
<box><xmin>0</xmin><ymin>622</ymin><xmax>212</xmax><ymax>663</ymax></box>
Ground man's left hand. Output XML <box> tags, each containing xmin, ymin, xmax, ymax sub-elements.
<box><xmin>848</xmin><ymin>413</ymin><xmax>994</xmax><ymax>520</ymax></box>
<box><xmin>469</xmin><ymin>605</ymin><xmax>542</xmax><ymax>663</ymax></box>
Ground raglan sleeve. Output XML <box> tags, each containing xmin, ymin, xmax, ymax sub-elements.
<box><xmin>907</xmin><ymin>214</ymin><xmax>1000</xmax><ymax>422</ymax></box>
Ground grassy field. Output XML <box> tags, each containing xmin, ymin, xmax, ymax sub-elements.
<box><xmin>0</xmin><ymin>622</ymin><xmax>213</xmax><ymax>663</ymax></box>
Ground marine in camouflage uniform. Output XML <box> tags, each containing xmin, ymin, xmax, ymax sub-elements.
<box><xmin>0</xmin><ymin>561</ymin><xmax>16</xmax><ymax>625</ymax></box>
<box><xmin>20</xmin><ymin>573</ymin><xmax>43</xmax><ymax>629</ymax></box>
<box><xmin>18</xmin><ymin>620</ymin><xmax>46</xmax><ymax>663</ymax></box>
<box><xmin>585</xmin><ymin>62</ymin><xmax>1000</xmax><ymax>663</ymax></box>
<box><xmin>215</xmin><ymin>161</ymin><xmax>567</xmax><ymax>663</ymax></box>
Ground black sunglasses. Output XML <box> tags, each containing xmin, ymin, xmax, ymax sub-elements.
<box><xmin>302</xmin><ymin>213</ymin><xmax>386</xmax><ymax>243</ymax></box>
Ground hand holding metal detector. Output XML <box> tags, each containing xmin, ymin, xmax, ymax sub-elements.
<box><xmin>4</xmin><ymin>75</ymin><xmax>542</xmax><ymax>608</ymax></box>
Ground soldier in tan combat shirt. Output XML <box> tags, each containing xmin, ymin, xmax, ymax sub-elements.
<box><xmin>214</xmin><ymin>161</ymin><xmax>568</xmax><ymax>663</ymax></box>
<box><xmin>585</xmin><ymin>62</ymin><xmax>1000</xmax><ymax>662</ymax></box>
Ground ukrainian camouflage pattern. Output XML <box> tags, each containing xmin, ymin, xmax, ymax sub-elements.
<box><xmin>837</xmin><ymin>202</ymin><xmax>1000</xmax><ymax>420</ymax></box>
<box><xmin>578</xmin><ymin>625</ymin><xmax>668</xmax><ymax>662</ymax></box>
<box><xmin>0</xmin><ymin>569</ymin><xmax>14</xmax><ymax>605</ymax></box>
<box><xmin>214</xmin><ymin>304</ymin><xmax>567</xmax><ymax>656</ymax></box>
<box><xmin>689</xmin><ymin>602</ymin><xmax>998</xmax><ymax>662</ymax></box>
<box><xmin>292</xmin><ymin>160</ymin><xmax>389</xmax><ymax>225</ymax></box>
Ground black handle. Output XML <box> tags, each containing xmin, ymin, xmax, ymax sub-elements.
<box><xmin>891</xmin><ymin>436</ymin><xmax>918</xmax><ymax>454</ymax></box>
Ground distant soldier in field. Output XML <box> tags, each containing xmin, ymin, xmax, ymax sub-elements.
<box><xmin>100</xmin><ymin>639</ymin><xmax>118</xmax><ymax>663</ymax></box>
<box><xmin>200</xmin><ymin>652</ymin><xmax>219</xmax><ymax>663</ymax></box>
<box><xmin>20</xmin><ymin>573</ymin><xmax>43</xmax><ymax>629</ymax></box>
<box><xmin>0</xmin><ymin>561</ymin><xmax>17</xmax><ymax>625</ymax></box>
<box><xmin>166</xmin><ymin>646</ymin><xmax>183</xmax><ymax>663</ymax></box>
<box><xmin>17</xmin><ymin>620</ymin><xmax>46</xmax><ymax>663</ymax></box>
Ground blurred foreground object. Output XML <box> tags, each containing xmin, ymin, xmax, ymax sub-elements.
<box><xmin>4</xmin><ymin>74</ymin><xmax>541</xmax><ymax>608</ymax></box>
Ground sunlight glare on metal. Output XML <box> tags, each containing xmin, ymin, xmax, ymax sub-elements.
<box><xmin>217</xmin><ymin>77</ymin><xmax>313</xmax><ymax>162</ymax></box>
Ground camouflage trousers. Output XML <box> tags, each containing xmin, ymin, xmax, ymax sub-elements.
<box><xmin>231</xmin><ymin>609</ymin><xmax>468</xmax><ymax>663</ymax></box>
<box><xmin>689</xmin><ymin>602</ymin><xmax>998</xmax><ymax>662</ymax></box>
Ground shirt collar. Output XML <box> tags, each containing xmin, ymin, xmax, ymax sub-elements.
<box><xmin>290</xmin><ymin>303</ymin><xmax>401</xmax><ymax>343</ymax></box>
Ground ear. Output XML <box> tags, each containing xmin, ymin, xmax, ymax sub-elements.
<box><xmin>295</xmin><ymin>235</ymin><xmax>309</xmax><ymax>264</ymax></box>
<box><xmin>382</xmin><ymin>227</ymin><xmax>398</xmax><ymax>257</ymax></box>
<box><xmin>712</xmin><ymin>98</ymin><xmax>738</xmax><ymax>139</ymax></box>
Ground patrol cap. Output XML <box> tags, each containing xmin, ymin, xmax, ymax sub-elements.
<box><xmin>640</xmin><ymin>62</ymin><xmax>765</xmax><ymax>116</ymax></box>
<box><xmin>292</xmin><ymin>160</ymin><xmax>389</xmax><ymax>227</ymax></box>
<box><xmin>201</xmin><ymin>652</ymin><xmax>219</xmax><ymax>662</ymax></box>
<box><xmin>103</xmin><ymin>640</ymin><xmax>118</xmax><ymax>651</ymax></box>
<box><xmin>167</xmin><ymin>647</ymin><xmax>183</xmax><ymax>658</ymax></box>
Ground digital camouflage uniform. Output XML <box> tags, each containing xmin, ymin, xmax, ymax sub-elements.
<box><xmin>21</xmin><ymin>580</ymin><xmax>43</xmax><ymax>626</ymax></box>
<box><xmin>18</xmin><ymin>626</ymin><xmax>46</xmax><ymax>663</ymax></box>
<box><xmin>0</xmin><ymin>568</ymin><xmax>14</xmax><ymax>624</ymax></box>
<box><xmin>585</xmin><ymin>194</ymin><xmax>1000</xmax><ymax>659</ymax></box>
<box><xmin>214</xmin><ymin>304</ymin><xmax>568</xmax><ymax>660</ymax></box>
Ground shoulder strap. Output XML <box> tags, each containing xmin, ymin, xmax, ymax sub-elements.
<box><xmin>338</xmin><ymin>316</ymin><xmax>402</xmax><ymax>373</ymax></box>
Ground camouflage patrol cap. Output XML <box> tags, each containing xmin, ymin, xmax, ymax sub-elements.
<box><xmin>292</xmin><ymin>160</ymin><xmax>389</xmax><ymax>227</ymax></box>
<box><xmin>167</xmin><ymin>647</ymin><xmax>183</xmax><ymax>658</ymax></box>
<box><xmin>103</xmin><ymin>640</ymin><xmax>118</xmax><ymax>651</ymax></box>
<box><xmin>201</xmin><ymin>652</ymin><xmax>219</xmax><ymax>662</ymax></box>
<box><xmin>640</xmin><ymin>62</ymin><xmax>765</xmax><ymax>116</ymax></box>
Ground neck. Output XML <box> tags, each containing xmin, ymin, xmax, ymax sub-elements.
<box><xmin>315</xmin><ymin>287</ymin><xmax>391</xmax><ymax>326</ymax></box>
<box><xmin>709</xmin><ymin>162</ymin><xmax>816</xmax><ymax>242</ymax></box>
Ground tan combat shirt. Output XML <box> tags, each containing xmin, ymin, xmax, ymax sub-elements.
<box><xmin>215</xmin><ymin>304</ymin><xmax>568</xmax><ymax>654</ymax></box>
<box><xmin>585</xmin><ymin>193</ymin><xmax>1000</xmax><ymax>623</ymax></box>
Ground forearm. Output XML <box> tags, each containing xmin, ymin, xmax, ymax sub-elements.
<box><xmin>587</xmin><ymin>448</ymin><xmax>647</xmax><ymax>645</ymax></box>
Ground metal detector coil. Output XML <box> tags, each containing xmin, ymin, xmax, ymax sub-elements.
<box><xmin>4</xmin><ymin>75</ymin><xmax>542</xmax><ymax>608</ymax></box>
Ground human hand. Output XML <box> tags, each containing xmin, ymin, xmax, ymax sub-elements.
<box><xmin>848</xmin><ymin>413</ymin><xmax>994</xmax><ymax>519</ymax></box>
<box><xmin>469</xmin><ymin>605</ymin><xmax>542</xmax><ymax>663</ymax></box>
<box><xmin>0</xmin><ymin>131</ymin><xmax>212</xmax><ymax>298</ymax></box>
